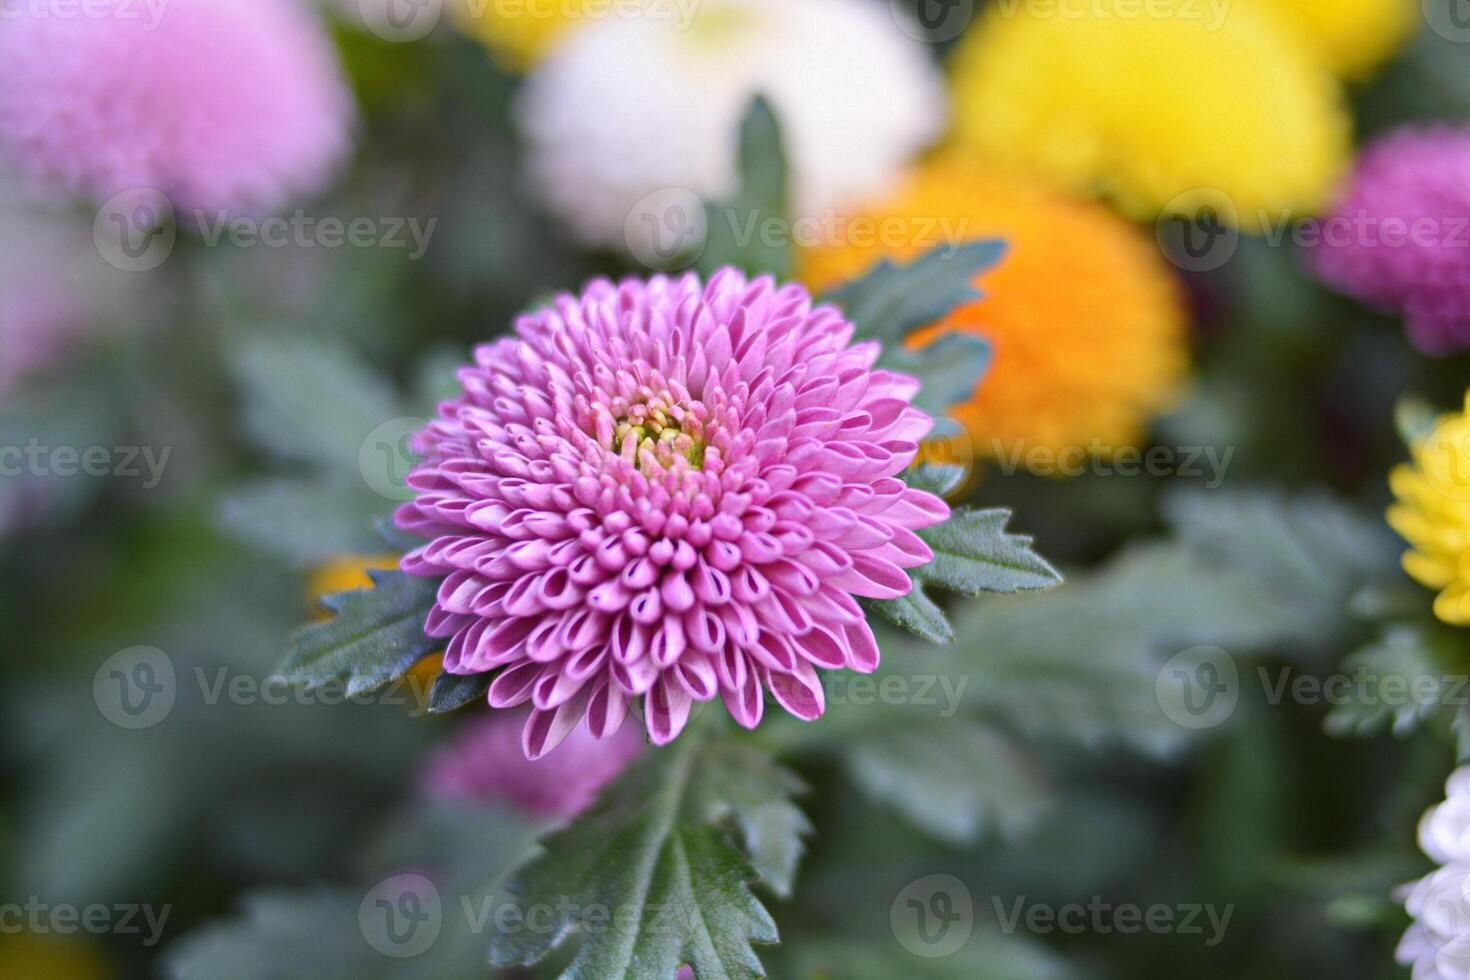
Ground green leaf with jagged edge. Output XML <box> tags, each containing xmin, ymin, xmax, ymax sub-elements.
<box><xmin>164</xmin><ymin>803</ymin><xmax>545</xmax><ymax>980</ymax></box>
<box><xmin>846</xmin><ymin>718</ymin><xmax>1051</xmax><ymax>846</ymax></box>
<box><xmin>776</xmin><ymin>934</ymin><xmax>1075</xmax><ymax>980</ymax></box>
<box><xmin>1325</xmin><ymin>622</ymin><xmax>1470</xmax><ymax>758</ymax></box>
<box><xmin>864</xmin><ymin>589</ymin><xmax>953</xmax><ymax>644</ymax></box>
<box><xmin>888</xmin><ymin>331</ymin><xmax>992</xmax><ymax>416</ymax></box>
<box><xmin>867</xmin><ymin>508</ymin><xmax>1061</xmax><ymax>644</ymax></box>
<box><xmin>217</xmin><ymin>476</ymin><xmax>389</xmax><ymax>566</ymax></box>
<box><xmin>698</xmin><ymin>96</ymin><xmax>791</xmax><ymax>279</ymax></box>
<box><xmin>1162</xmin><ymin>486</ymin><xmax>1401</xmax><ymax>653</ymax></box>
<box><xmin>937</xmin><ymin>543</ymin><xmax>1293</xmax><ymax>757</ymax></box>
<box><xmin>820</xmin><ymin>238</ymin><xmax>1006</xmax><ymax>347</ymax></box>
<box><xmin>228</xmin><ymin>333</ymin><xmax>404</xmax><ymax>471</ymax></box>
<box><xmin>427</xmin><ymin>671</ymin><xmax>491</xmax><ymax>714</ymax></box>
<box><xmin>490</xmin><ymin>735</ymin><xmax>807</xmax><ymax>978</ymax></box>
<box><xmin>274</xmin><ymin>569</ymin><xmax>438</xmax><ymax>697</ymax></box>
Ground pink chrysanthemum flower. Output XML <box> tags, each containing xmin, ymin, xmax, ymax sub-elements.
<box><xmin>395</xmin><ymin>269</ymin><xmax>948</xmax><ymax>758</ymax></box>
<box><xmin>424</xmin><ymin>709</ymin><xmax>644</xmax><ymax>818</ymax></box>
<box><xmin>1307</xmin><ymin>126</ymin><xmax>1470</xmax><ymax>355</ymax></box>
<box><xmin>0</xmin><ymin>0</ymin><xmax>354</xmax><ymax>215</ymax></box>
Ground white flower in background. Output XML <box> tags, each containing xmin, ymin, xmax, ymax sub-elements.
<box><xmin>1400</xmin><ymin>768</ymin><xmax>1470</xmax><ymax>979</ymax></box>
<box><xmin>516</xmin><ymin>0</ymin><xmax>945</xmax><ymax>253</ymax></box>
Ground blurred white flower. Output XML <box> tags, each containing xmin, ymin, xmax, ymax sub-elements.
<box><xmin>516</xmin><ymin>0</ymin><xmax>945</xmax><ymax>254</ymax></box>
<box><xmin>1400</xmin><ymin>767</ymin><xmax>1470</xmax><ymax>980</ymax></box>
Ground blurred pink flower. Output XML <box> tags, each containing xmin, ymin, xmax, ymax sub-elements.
<box><xmin>0</xmin><ymin>0</ymin><xmax>354</xmax><ymax>216</ymax></box>
<box><xmin>0</xmin><ymin>292</ymin><xmax>88</xmax><ymax>402</ymax></box>
<box><xmin>424</xmin><ymin>709</ymin><xmax>644</xmax><ymax>819</ymax></box>
<box><xmin>0</xmin><ymin>198</ymin><xmax>112</xmax><ymax>402</ymax></box>
<box><xmin>395</xmin><ymin>269</ymin><xmax>947</xmax><ymax>758</ymax></box>
<box><xmin>1307</xmin><ymin>125</ymin><xmax>1470</xmax><ymax>355</ymax></box>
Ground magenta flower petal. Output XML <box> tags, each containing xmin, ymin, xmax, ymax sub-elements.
<box><xmin>396</xmin><ymin>270</ymin><xmax>947</xmax><ymax>756</ymax></box>
<box><xmin>1306</xmin><ymin>125</ymin><xmax>1470</xmax><ymax>355</ymax></box>
<box><xmin>425</xmin><ymin>708</ymin><xmax>643</xmax><ymax>819</ymax></box>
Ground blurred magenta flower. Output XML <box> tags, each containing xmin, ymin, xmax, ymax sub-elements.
<box><xmin>0</xmin><ymin>198</ymin><xmax>110</xmax><ymax>402</ymax></box>
<box><xmin>0</xmin><ymin>0</ymin><xmax>354</xmax><ymax>216</ymax></box>
<box><xmin>1307</xmin><ymin>126</ymin><xmax>1470</xmax><ymax>355</ymax></box>
<box><xmin>424</xmin><ymin>709</ymin><xmax>644</xmax><ymax>819</ymax></box>
<box><xmin>0</xmin><ymin>290</ymin><xmax>88</xmax><ymax>402</ymax></box>
<box><xmin>395</xmin><ymin>269</ymin><xmax>947</xmax><ymax>758</ymax></box>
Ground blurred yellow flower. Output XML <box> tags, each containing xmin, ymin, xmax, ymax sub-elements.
<box><xmin>0</xmin><ymin>933</ymin><xmax>108</xmax><ymax>980</ymax></box>
<box><xmin>799</xmin><ymin>160</ymin><xmax>1189</xmax><ymax>476</ymax></box>
<box><xmin>452</xmin><ymin>0</ymin><xmax>600</xmax><ymax>71</ymax></box>
<box><xmin>308</xmin><ymin>554</ymin><xmax>443</xmax><ymax>693</ymax></box>
<box><xmin>947</xmin><ymin>0</ymin><xmax>1351</xmax><ymax>231</ymax></box>
<box><xmin>1238</xmin><ymin>0</ymin><xmax>1416</xmax><ymax>78</ymax></box>
<box><xmin>1389</xmin><ymin>395</ymin><xmax>1470</xmax><ymax>626</ymax></box>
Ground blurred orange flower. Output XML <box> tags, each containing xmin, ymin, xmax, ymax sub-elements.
<box><xmin>800</xmin><ymin>160</ymin><xmax>1189</xmax><ymax>476</ymax></box>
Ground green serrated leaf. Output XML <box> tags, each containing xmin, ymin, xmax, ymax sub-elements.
<box><xmin>778</xmin><ymin>933</ymin><xmax>1073</xmax><ymax>980</ymax></box>
<box><xmin>820</xmin><ymin>239</ymin><xmax>1006</xmax><ymax>346</ymax></box>
<box><xmin>847</xmin><ymin>719</ymin><xmax>1051</xmax><ymax>846</ymax></box>
<box><xmin>275</xmin><ymin>570</ymin><xmax>439</xmax><ymax>697</ymax></box>
<box><xmin>869</xmin><ymin>508</ymin><xmax>1060</xmax><ymax>644</ymax></box>
<box><xmin>229</xmin><ymin>334</ymin><xmax>403</xmax><ymax>470</ymax></box>
<box><xmin>885</xmin><ymin>332</ymin><xmax>991</xmax><ymax>416</ymax></box>
<box><xmin>1163</xmin><ymin>486</ymin><xmax>1400</xmax><ymax>652</ymax></box>
<box><xmin>691</xmin><ymin>742</ymin><xmax>810</xmax><ymax>899</ymax></box>
<box><xmin>946</xmin><ymin>542</ymin><xmax>1298</xmax><ymax>757</ymax></box>
<box><xmin>1324</xmin><ymin>622</ymin><xmax>1470</xmax><ymax>755</ymax></box>
<box><xmin>216</xmin><ymin>476</ymin><xmax>387</xmax><ymax>566</ymax></box>
<box><xmin>490</xmin><ymin>734</ymin><xmax>805</xmax><ymax>978</ymax></box>
<box><xmin>920</xmin><ymin>509</ymin><xmax>1063</xmax><ymax>596</ymax></box>
<box><xmin>427</xmin><ymin>672</ymin><xmax>491</xmax><ymax>715</ymax></box>
<box><xmin>165</xmin><ymin>804</ymin><xmax>545</xmax><ymax>980</ymax></box>
<box><xmin>862</xmin><ymin>590</ymin><xmax>954</xmax><ymax>644</ymax></box>
<box><xmin>698</xmin><ymin>96</ymin><xmax>791</xmax><ymax>279</ymax></box>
